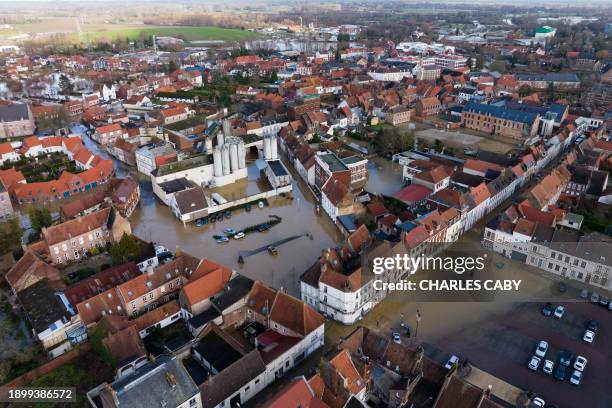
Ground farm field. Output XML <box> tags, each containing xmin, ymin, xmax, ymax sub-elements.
<box><xmin>0</xmin><ymin>18</ymin><xmax>256</xmax><ymax>44</ymax></box>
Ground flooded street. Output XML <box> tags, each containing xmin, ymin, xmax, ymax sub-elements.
<box><xmin>37</xmin><ymin>128</ymin><xmax>405</xmax><ymax>296</ymax></box>
<box><xmin>130</xmin><ymin>173</ymin><xmax>341</xmax><ymax>296</ymax></box>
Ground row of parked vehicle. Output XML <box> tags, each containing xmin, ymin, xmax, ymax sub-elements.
<box><xmin>581</xmin><ymin>289</ymin><xmax>612</xmax><ymax>310</ymax></box>
<box><xmin>528</xmin><ymin>341</ymin><xmax>587</xmax><ymax>386</ymax></box>
<box><xmin>530</xmin><ymin>303</ymin><xmax>602</xmax><ymax>391</ymax></box>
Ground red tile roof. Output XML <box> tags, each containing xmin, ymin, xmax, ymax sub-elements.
<box><xmin>64</xmin><ymin>262</ymin><xmax>140</xmax><ymax>306</ymax></box>
<box><xmin>393</xmin><ymin>184</ymin><xmax>433</xmax><ymax>204</ymax></box>
<box><xmin>42</xmin><ymin>207</ymin><xmax>112</xmax><ymax>246</ymax></box>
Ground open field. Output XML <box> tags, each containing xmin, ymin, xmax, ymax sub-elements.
<box><xmin>0</xmin><ymin>18</ymin><xmax>256</xmax><ymax>44</ymax></box>
<box><xmin>416</xmin><ymin>128</ymin><xmax>516</xmax><ymax>154</ymax></box>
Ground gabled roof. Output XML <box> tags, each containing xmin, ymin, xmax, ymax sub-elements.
<box><xmin>245</xmin><ymin>281</ymin><xmax>277</xmax><ymax>316</ymax></box>
<box><xmin>16</xmin><ymin>278</ymin><xmax>70</xmax><ymax>333</ymax></box>
<box><xmin>181</xmin><ymin>266</ymin><xmax>232</xmax><ymax>306</ymax></box>
<box><xmin>63</xmin><ymin>261</ymin><xmax>139</xmax><ymax>306</ymax></box>
<box><xmin>174</xmin><ymin>187</ymin><xmax>207</xmax><ymax>215</ymax></box>
<box><xmin>263</xmin><ymin>376</ymin><xmax>329</xmax><ymax>408</ymax></box>
<box><xmin>269</xmin><ymin>290</ymin><xmax>325</xmax><ymax>336</ymax></box>
<box><xmin>102</xmin><ymin>324</ymin><xmax>146</xmax><ymax>367</ymax></box>
<box><xmin>95</xmin><ymin>123</ymin><xmax>122</xmax><ymax>134</ymax></box>
<box><xmin>5</xmin><ymin>249</ymin><xmax>63</xmax><ymax>293</ymax></box>
<box><xmin>76</xmin><ymin>287</ymin><xmax>124</xmax><ymax>326</ymax></box>
<box><xmin>42</xmin><ymin>207</ymin><xmax>112</xmax><ymax>246</ymax></box>
<box><xmin>199</xmin><ymin>349</ymin><xmax>266</xmax><ymax>408</ymax></box>
<box><xmin>393</xmin><ymin>184</ymin><xmax>432</xmax><ymax>204</ymax></box>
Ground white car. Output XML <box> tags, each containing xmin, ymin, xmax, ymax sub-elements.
<box><xmin>535</xmin><ymin>340</ymin><xmax>548</xmax><ymax>358</ymax></box>
<box><xmin>574</xmin><ymin>356</ymin><xmax>587</xmax><ymax>371</ymax></box>
<box><xmin>392</xmin><ymin>333</ymin><xmax>401</xmax><ymax>344</ymax></box>
<box><xmin>528</xmin><ymin>356</ymin><xmax>541</xmax><ymax>371</ymax></box>
<box><xmin>532</xmin><ymin>397</ymin><xmax>545</xmax><ymax>407</ymax></box>
<box><xmin>570</xmin><ymin>370</ymin><xmax>583</xmax><ymax>385</ymax></box>
<box><xmin>543</xmin><ymin>359</ymin><xmax>554</xmax><ymax>374</ymax></box>
<box><xmin>583</xmin><ymin>330</ymin><xmax>595</xmax><ymax>343</ymax></box>
<box><xmin>553</xmin><ymin>305</ymin><xmax>565</xmax><ymax>318</ymax></box>
<box><xmin>233</xmin><ymin>232</ymin><xmax>245</xmax><ymax>240</ymax></box>
<box><xmin>445</xmin><ymin>355</ymin><xmax>459</xmax><ymax>369</ymax></box>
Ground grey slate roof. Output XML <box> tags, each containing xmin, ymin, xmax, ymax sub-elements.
<box><xmin>515</xmin><ymin>73</ymin><xmax>580</xmax><ymax>82</ymax></box>
<box><xmin>199</xmin><ymin>350</ymin><xmax>266</xmax><ymax>408</ymax></box>
<box><xmin>0</xmin><ymin>103</ymin><xmax>31</xmax><ymax>122</ymax></box>
<box><xmin>174</xmin><ymin>187</ymin><xmax>207</xmax><ymax>215</ymax></box>
<box><xmin>210</xmin><ymin>275</ymin><xmax>254</xmax><ymax>312</ymax></box>
<box><xmin>463</xmin><ymin>101</ymin><xmax>539</xmax><ymax>125</ymax></box>
<box><xmin>16</xmin><ymin>279</ymin><xmax>70</xmax><ymax>333</ymax></box>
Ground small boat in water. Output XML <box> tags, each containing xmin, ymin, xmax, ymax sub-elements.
<box><xmin>215</xmin><ymin>236</ymin><xmax>229</xmax><ymax>244</ymax></box>
<box><xmin>224</xmin><ymin>210</ymin><xmax>231</xmax><ymax>218</ymax></box>
<box><xmin>195</xmin><ymin>218</ymin><xmax>208</xmax><ymax>227</ymax></box>
<box><xmin>258</xmin><ymin>201</ymin><xmax>264</xmax><ymax>208</ymax></box>
<box><xmin>224</xmin><ymin>228</ymin><xmax>236</xmax><ymax>235</ymax></box>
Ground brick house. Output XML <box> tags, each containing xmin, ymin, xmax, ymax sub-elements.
<box><xmin>92</xmin><ymin>123</ymin><xmax>125</xmax><ymax>145</ymax></box>
<box><xmin>41</xmin><ymin>207</ymin><xmax>131</xmax><ymax>265</ymax></box>
<box><xmin>415</xmin><ymin>97</ymin><xmax>442</xmax><ymax>117</ymax></box>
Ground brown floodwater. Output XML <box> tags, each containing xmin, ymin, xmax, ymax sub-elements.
<box><xmin>56</xmin><ymin>127</ymin><xmax>405</xmax><ymax>296</ymax></box>
<box><xmin>129</xmin><ymin>162</ymin><xmax>343</xmax><ymax>296</ymax></box>
<box><xmin>365</xmin><ymin>156</ymin><xmax>404</xmax><ymax>196</ymax></box>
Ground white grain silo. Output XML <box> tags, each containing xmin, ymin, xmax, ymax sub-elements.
<box><xmin>213</xmin><ymin>147</ymin><xmax>223</xmax><ymax>177</ymax></box>
<box><xmin>217</xmin><ymin>132</ymin><xmax>224</xmax><ymax>147</ymax></box>
<box><xmin>230</xmin><ymin>142</ymin><xmax>239</xmax><ymax>173</ymax></box>
<box><xmin>263</xmin><ymin>136</ymin><xmax>272</xmax><ymax>160</ymax></box>
<box><xmin>271</xmin><ymin>135</ymin><xmax>278</xmax><ymax>160</ymax></box>
<box><xmin>222</xmin><ymin>145</ymin><xmax>231</xmax><ymax>176</ymax></box>
<box><xmin>238</xmin><ymin>142</ymin><xmax>246</xmax><ymax>169</ymax></box>
<box><xmin>222</xmin><ymin>119</ymin><xmax>231</xmax><ymax>137</ymax></box>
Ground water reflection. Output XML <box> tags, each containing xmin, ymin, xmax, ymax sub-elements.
<box><xmin>365</xmin><ymin>156</ymin><xmax>403</xmax><ymax>196</ymax></box>
<box><xmin>131</xmin><ymin>173</ymin><xmax>341</xmax><ymax>295</ymax></box>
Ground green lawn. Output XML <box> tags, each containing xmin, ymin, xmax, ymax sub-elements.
<box><xmin>80</xmin><ymin>26</ymin><xmax>256</xmax><ymax>43</ymax></box>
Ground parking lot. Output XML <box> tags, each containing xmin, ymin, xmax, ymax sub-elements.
<box><xmin>425</xmin><ymin>301</ymin><xmax>611</xmax><ymax>408</ymax></box>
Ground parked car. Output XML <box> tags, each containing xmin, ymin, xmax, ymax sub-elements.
<box><xmin>553</xmin><ymin>364</ymin><xmax>566</xmax><ymax>381</ymax></box>
<box><xmin>559</xmin><ymin>351</ymin><xmax>573</xmax><ymax>367</ymax></box>
<box><xmin>257</xmin><ymin>223</ymin><xmax>270</xmax><ymax>232</ymax></box>
<box><xmin>580</xmin><ymin>289</ymin><xmax>589</xmax><ymax>299</ymax></box>
<box><xmin>587</xmin><ymin>320</ymin><xmax>599</xmax><ymax>332</ymax></box>
<box><xmin>195</xmin><ymin>218</ymin><xmax>208</xmax><ymax>227</ymax></box>
<box><xmin>543</xmin><ymin>360</ymin><xmax>554</xmax><ymax>374</ymax></box>
<box><xmin>573</xmin><ymin>356</ymin><xmax>587</xmax><ymax>371</ymax></box>
<box><xmin>535</xmin><ymin>341</ymin><xmax>548</xmax><ymax>358</ymax></box>
<box><xmin>224</xmin><ymin>228</ymin><xmax>236</xmax><ymax>235</ymax></box>
<box><xmin>215</xmin><ymin>236</ymin><xmax>229</xmax><ymax>244</ymax></box>
<box><xmin>553</xmin><ymin>305</ymin><xmax>565</xmax><ymax>318</ymax></box>
<box><xmin>267</xmin><ymin>246</ymin><xmax>278</xmax><ymax>255</ymax></box>
<box><xmin>583</xmin><ymin>330</ymin><xmax>595</xmax><ymax>343</ymax></box>
<box><xmin>233</xmin><ymin>232</ymin><xmax>245</xmax><ymax>240</ymax></box>
<box><xmin>528</xmin><ymin>356</ymin><xmax>541</xmax><ymax>371</ymax></box>
<box><xmin>445</xmin><ymin>355</ymin><xmax>459</xmax><ymax>370</ymax></box>
<box><xmin>542</xmin><ymin>303</ymin><xmax>553</xmax><ymax>316</ymax></box>
<box><xmin>531</xmin><ymin>397</ymin><xmax>545</xmax><ymax>407</ymax></box>
<box><xmin>600</xmin><ymin>297</ymin><xmax>610</xmax><ymax>307</ymax></box>
<box><xmin>590</xmin><ymin>292</ymin><xmax>600</xmax><ymax>303</ymax></box>
<box><xmin>392</xmin><ymin>333</ymin><xmax>401</xmax><ymax>344</ymax></box>
<box><xmin>570</xmin><ymin>370</ymin><xmax>582</xmax><ymax>386</ymax></box>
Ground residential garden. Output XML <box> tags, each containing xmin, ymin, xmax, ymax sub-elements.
<box><xmin>0</xmin><ymin>152</ymin><xmax>82</xmax><ymax>183</ymax></box>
